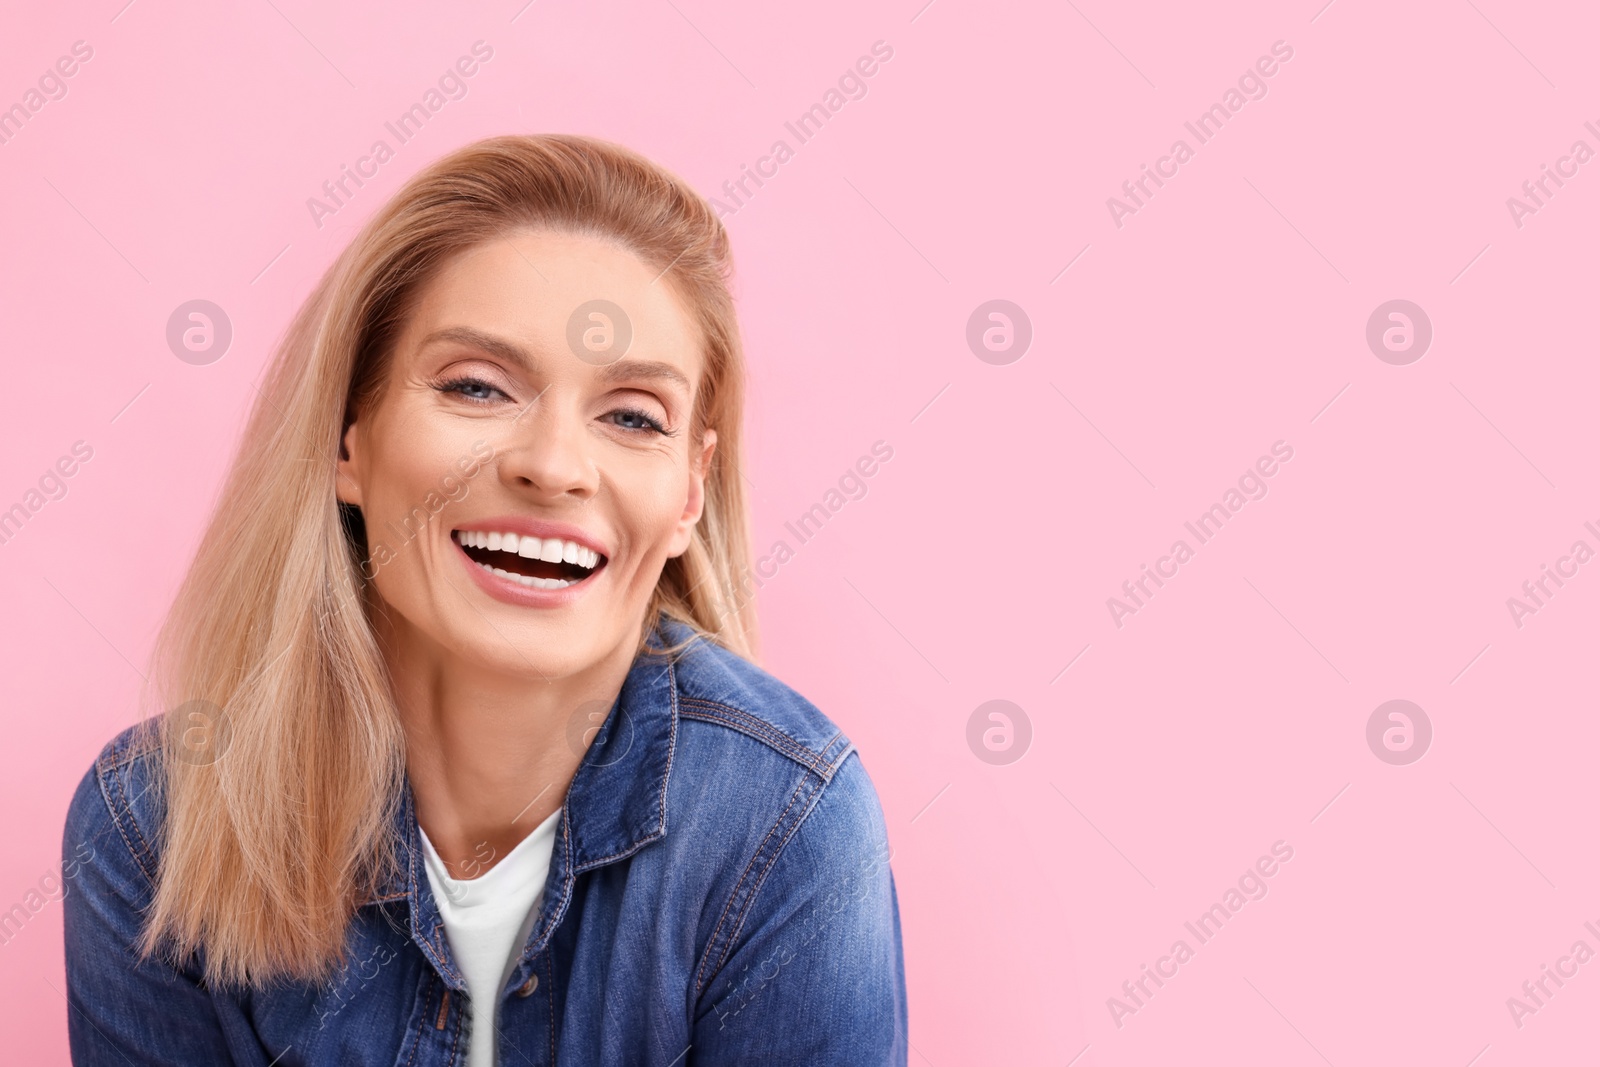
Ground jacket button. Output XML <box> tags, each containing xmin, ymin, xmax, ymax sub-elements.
<box><xmin>516</xmin><ymin>974</ymin><xmax>539</xmax><ymax>997</ymax></box>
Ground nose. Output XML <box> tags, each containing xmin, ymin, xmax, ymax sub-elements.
<box><xmin>489</xmin><ymin>391</ymin><xmax>600</xmax><ymax>503</ymax></box>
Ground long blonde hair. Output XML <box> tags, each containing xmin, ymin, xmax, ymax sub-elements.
<box><xmin>134</xmin><ymin>134</ymin><xmax>757</xmax><ymax>987</ymax></box>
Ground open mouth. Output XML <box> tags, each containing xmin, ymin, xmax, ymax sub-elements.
<box><xmin>452</xmin><ymin>530</ymin><xmax>606</xmax><ymax>590</ymax></box>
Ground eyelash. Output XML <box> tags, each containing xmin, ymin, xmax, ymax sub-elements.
<box><xmin>436</xmin><ymin>376</ymin><xmax>675</xmax><ymax>437</ymax></box>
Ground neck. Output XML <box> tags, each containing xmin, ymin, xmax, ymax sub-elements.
<box><xmin>381</xmin><ymin>612</ymin><xmax>649</xmax><ymax>879</ymax></box>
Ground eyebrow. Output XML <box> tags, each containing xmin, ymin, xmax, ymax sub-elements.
<box><xmin>420</xmin><ymin>325</ymin><xmax>693</xmax><ymax>395</ymax></box>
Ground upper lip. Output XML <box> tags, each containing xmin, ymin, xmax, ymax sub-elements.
<box><xmin>452</xmin><ymin>517</ymin><xmax>610</xmax><ymax>560</ymax></box>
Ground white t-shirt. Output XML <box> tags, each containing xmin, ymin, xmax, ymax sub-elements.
<box><xmin>418</xmin><ymin>808</ymin><xmax>562</xmax><ymax>1067</ymax></box>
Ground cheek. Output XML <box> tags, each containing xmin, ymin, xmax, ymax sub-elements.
<box><xmin>363</xmin><ymin>472</ymin><xmax>435</xmax><ymax>545</ymax></box>
<box><xmin>612</xmin><ymin>465</ymin><xmax>691</xmax><ymax>557</ymax></box>
<box><xmin>364</xmin><ymin>413</ymin><xmax>477</xmax><ymax>518</ymax></box>
<box><xmin>356</xmin><ymin>418</ymin><xmax>474</xmax><ymax>587</ymax></box>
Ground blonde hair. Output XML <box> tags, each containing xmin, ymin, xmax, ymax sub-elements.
<box><xmin>134</xmin><ymin>134</ymin><xmax>757</xmax><ymax>987</ymax></box>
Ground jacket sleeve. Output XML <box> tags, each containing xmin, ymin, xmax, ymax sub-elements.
<box><xmin>690</xmin><ymin>751</ymin><xmax>908</xmax><ymax>1066</ymax></box>
<box><xmin>62</xmin><ymin>752</ymin><xmax>240</xmax><ymax>1066</ymax></box>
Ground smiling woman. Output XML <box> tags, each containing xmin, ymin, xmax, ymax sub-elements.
<box><xmin>61</xmin><ymin>134</ymin><xmax>907</xmax><ymax>1066</ymax></box>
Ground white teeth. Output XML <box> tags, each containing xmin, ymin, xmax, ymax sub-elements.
<box><xmin>482</xmin><ymin>562</ymin><xmax>575</xmax><ymax>589</ymax></box>
<box><xmin>454</xmin><ymin>530</ymin><xmax>604</xmax><ymax>572</ymax></box>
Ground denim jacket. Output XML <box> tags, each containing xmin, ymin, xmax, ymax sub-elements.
<box><xmin>62</xmin><ymin>613</ymin><xmax>908</xmax><ymax>1065</ymax></box>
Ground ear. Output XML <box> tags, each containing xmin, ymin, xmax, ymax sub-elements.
<box><xmin>667</xmin><ymin>428</ymin><xmax>717</xmax><ymax>558</ymax></box>
<box><xmin>335</xmin><ymin>419</ymin><xmax>365</xmax><ymax>508</ymax></box>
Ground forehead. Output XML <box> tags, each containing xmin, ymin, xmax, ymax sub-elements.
<box><xmin>401</xmin><ymin>228</ymin><xmax>704</xmax><ymax>383</ymax></box>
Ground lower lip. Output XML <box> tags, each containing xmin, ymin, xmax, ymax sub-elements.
<box><xmin>453</xmin><ymin>538</ymin><xmax>606</xmax><ymax>608</ymax></box>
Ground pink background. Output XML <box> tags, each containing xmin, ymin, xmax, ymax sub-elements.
<box><xmin>3</xmin><ymin>0</ymin><xmax>1597</xmax><ymax>1062</ymax></box>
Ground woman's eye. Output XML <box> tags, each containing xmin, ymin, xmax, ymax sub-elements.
<box><xmin>608</xmin><ymin>407</ymin><xmax>669</xmax><ymax>435</ymax></box>
<box><xmin>438</xmin><ymin>377</ymin><xmax>508</xmax><ymax>403</ymax></box>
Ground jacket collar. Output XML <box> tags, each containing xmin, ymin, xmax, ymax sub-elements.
<box><xmin>360</xmin><ymin>611</ymin><xmax>688</xmax><ymax>921</ymax></box>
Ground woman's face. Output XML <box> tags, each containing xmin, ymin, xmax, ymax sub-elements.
<box><xmin>336</xmin><ymin>228</ymin><xmax>716</xmax><ymax>681</ymax></box>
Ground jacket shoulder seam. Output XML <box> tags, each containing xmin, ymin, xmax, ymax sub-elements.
<box><xmin>94</xmin><ymin>736</ymin><xmax>160</xmax><ymax>890</ymax></box>
<box><xmin>691</xmin><ymin>741</ymin><xmax>862</xmax><ymax>1000</ymax></box>
<box><xmin>677</xmin><ymin>697</ymin><xmax>853</xmax><ymax>779</ymax></box>
<box><xmin>692</xmin><ymin>765</ymin><xmax>823</xmax><ymax>999</ymax></box>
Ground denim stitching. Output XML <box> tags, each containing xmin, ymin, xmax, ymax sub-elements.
<box><xmin>514</xmin><ymin>799</ymin><xmax>576</xmax><ymax>971</ymax></box>
<box><xmin>678</xmin><ymin>696</ymin><xmax>854</xmax><ymax>786</ymax></box>
<box><xmin>658</xmin><ymin>655</ymin><xmax>680</xmax><ymax>848</ymax></box>
<box><xmin>696</xmin><ymin>741</ymin><xmax>861</xmax><ymax>998</ymax></box>
<box><xmin>713</xmin><ymin>771</ymin><xmax>826</xmax><ymax>978</ymax></box>
<box><xmin>693</xmin><ymin>784</ymin><xmax>797</xmax><ymax>996</ymax></box>
<box><xmin>101</xmin><ymin>721</ymin><xmax>159</xmax><ymax>770</ymax></box>
<box><xmin>444</xmin><ymin>981</ymin><xmax>462</xmax><ymax>1065</ymax></box>
<box><xmin>681</xmin><ymin>708</ymin><xmax>811</xmax><ymax>766</ymax></box>
<box><xmin>402</xmin><ymin>973</ymin><xmax>426</xmax><ymax>1067</ymax></box>
<box><xmin>411</xmin><ymin>811</ymin><xmax>461</xmax><ymax>986</ymax></box>
<box><xmin>823</xmin><ymin>736</ymin><xmax>857</xmax><ymax>776</ymax></box>
<box><xmin>545</xmin><ymin>950</ymin><xmax>556</xmax><ymax>1065</ymax></box>
<box><xmin>98</xmin><ymin>758</ymin><xmax>156</xmax><ymax>890</ymax></box>
<box><xmin>113</xmin><ymin>760</ymin><xmax>158</xmax><ymax>882</ymax></box>
<box><xmin>566</xmin><ymin>659</ymin><xmax>676</xmax><ymax>873</ymax></box>
<box><xmin>433</xmin><ymin>923</ymin><xmax>461</xmax><ymax>986</ymax></box>
<box><xmin>694</xmin><ymin>768</ymin><xmax>815</xmax><ymax>994</ymax></box>
<box><xmin>677</xmin><ymin>699</ymin><xmax>826</xmax><ymax>770</ymax></box>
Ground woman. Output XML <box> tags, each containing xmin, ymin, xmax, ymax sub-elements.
<box><xmin>62</xmin><ymin>133</ymin><xmax>907</xmax><ymax>1066</ymax></box>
